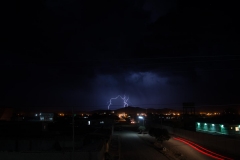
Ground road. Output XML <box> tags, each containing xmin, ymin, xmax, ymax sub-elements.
<box><xmin>114</xmin><ymin>125</ymin><xmax>229</xmax><ymax>160</ymax></box>
<box><xmin>139</xmin><ymin>133</ymin><xmax>224</xmax><ymax>160</ymax></box>
<box><xmin>163</xmin><ymin>138</ymin><xmax>216</xmax><ymax>160</ymax></box>
<box><xmin>115</xmin><ymin>129</ymin><xmax>169</xmax><ymax>160</ymax></box>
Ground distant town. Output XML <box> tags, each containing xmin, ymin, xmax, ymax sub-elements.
<box><xmin>0</xmin><ymin>104</ymin><xmax>240</xmax><ymax>160</ymax></box>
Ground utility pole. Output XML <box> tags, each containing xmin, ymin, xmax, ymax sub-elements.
<box><xmin>161</xmin><ymin>115</ymin><xmax>162</xmax><ymax>129</ymax></box>
<box><xmin>143</xmin><ymin>118</ymin><xmax>144</xmax><ymax>135</ymax></box>
<box><xmin>72</xmin><ymin>106</ymin><xmax>75</xmax><ymax>160</ymax></box>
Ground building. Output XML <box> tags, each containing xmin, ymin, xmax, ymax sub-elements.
<box><xmin>39</xmin><ymin>113</ymin><xmax>54</xmax><ymax>121</ymax></box>
<box><xmin>196</xmin><ymin>122</ymin><xmax>240</xmax><ymax>135</ymax></box>
<box><xmin>0</xmin><ymin>107</ymin><xmax>13</xmax><ymax>121</ymax></box>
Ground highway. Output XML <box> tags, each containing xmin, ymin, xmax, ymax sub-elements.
<box><xmin>163</xmin><ymin>138</ymin><xmax>217</xmax><ymax>160</ymax></box>
<box><xmin>138</xmin><ymin>133</ymin><xmax>216</xmax><ymax>160</ymax></box>
<box><xmin>139</xmin><ymin>133</ymin><xmax>233</xmax><ymax>160</ymax></box>
<box><xmin>113</xmin><ymin>125</ymin><xmax>233</xmax><ymax>160</ymax></box>
<box><xmin>115</xmin><ymin>129</ymin><xmax>169</xmax><ymax>160</ymax></box>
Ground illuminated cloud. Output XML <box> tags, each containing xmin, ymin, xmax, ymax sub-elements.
<box><xmin>126</xmin><ymin>72</ymin><xmax>168</xmax><ymax>86</ymax></box>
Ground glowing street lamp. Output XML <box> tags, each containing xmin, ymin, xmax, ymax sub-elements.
<box><xmin>138</xmin><ymin>116</ymin><xmax>144</xmax><ymax>126</ymax></box>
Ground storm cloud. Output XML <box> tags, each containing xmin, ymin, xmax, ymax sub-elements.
<box><xmin>1</xmin><ymin>0</ymin><xmax>240</xmax><ymax>111</ymax></box>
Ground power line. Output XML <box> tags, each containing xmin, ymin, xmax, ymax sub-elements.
<box><xmin>6</xmin><ymin>102</ymin><xmax>240</xmax><ymax>109</ymax></box>
<box><xmin>46</xmin><ymin>55</ymin><xmax>240</xmax><ymax>62</ymax></box>
<box><xmin>2</xmin><ymin>60</ymin><xmax>240</xmax><ymax>73</ymax></box>
<box><xmin>1</xmin><ymin>55</ymin><xmax>240</xmax><ymax>65</ymax></box>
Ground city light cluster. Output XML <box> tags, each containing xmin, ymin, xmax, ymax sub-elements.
<box><xmin>137</xmin><ymin>113</ymin><xmax>147</xmax><ymax>116</ymax></box>
<box><xmin>199</xmin><ymin>112</ymin><xmax>221</xmax><ymax>116</ymax></box>
<box><xmin>165</xmin><ymin>113</ymin><xmax>180</xmax><ymax>116</ymax></box>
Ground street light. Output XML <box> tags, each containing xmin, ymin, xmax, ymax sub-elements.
<box><xmin>138</xmin><ymin>116</ymin><xmax>146</xmax><ymax>135</ymax></box>
<box><xmin>138</xmin><ymin>116</ymin><xmax>144</xmax><ymax>126</ymax></box>
<box><xmin>138</xmin><ymin>116</ymin><xmax>143</xmax><ymax>119</ymax></box>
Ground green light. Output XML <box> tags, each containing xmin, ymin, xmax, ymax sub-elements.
<box><xmin>197</xmin><ymin>123</ymin><xmax>200</xmax><ymax>125</ymax></box>
<box><xmin>204</xmin><ymin>123</ymin><xmax>207</xmax><ymax>125</ymax></box>
<box><xmin>221</xmin><ymin>125</ymin><xmax>224</xmax><ymax>127</ymax></box>
<box><xmin>212</xmin><ymin>124</ymin><xmax>215</xmax><ymax>126</ymax></box>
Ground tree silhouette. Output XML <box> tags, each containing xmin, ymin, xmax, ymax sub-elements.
<box><xmin>149</xmin><ymin>127</ymin><xmax>170</xmax><ymax>143</ymax></box>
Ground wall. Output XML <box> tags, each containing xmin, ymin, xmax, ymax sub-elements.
<box><xmin>0</xmin><ymin>141</ymin><xmax>105</xmax><ymax>160</ymax></box>
<box><xmin>0</xmin><ymin>137</ymin><xmax>105</xmax><ymax>160</ymax></box>
<box><xmin>0</xmin><ymin>151</ymin><xmax>105</xmax><ymax>160</ymax></box>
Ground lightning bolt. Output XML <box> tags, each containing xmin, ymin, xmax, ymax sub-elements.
<box><xmin>108</xmin><ymin>95</ymin><xmax>129</xmax><ymax>110</ymax></box>
<box><xmin>122</xmin><ymin>95</ymin><xmax>129</xmax><ymax>107</ymax></box>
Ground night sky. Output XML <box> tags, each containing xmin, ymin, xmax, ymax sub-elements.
<box><xmin>1</xmin><ymin>0</ymin><xmax>240</xmax><ymax>111</ymax></box>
